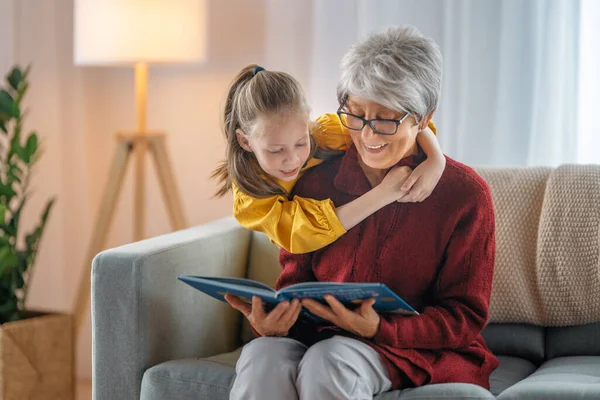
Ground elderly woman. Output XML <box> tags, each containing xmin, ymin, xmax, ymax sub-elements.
<box><xmin>228</xmin><ymin>26</ymin><xmax>499</xmax><ymax>399</ymax></box>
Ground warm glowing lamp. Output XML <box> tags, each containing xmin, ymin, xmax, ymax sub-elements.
<box><xmin>73</xmin><ymin>0</ymin><xmax>207</xmax><ymax>333</ymax></box>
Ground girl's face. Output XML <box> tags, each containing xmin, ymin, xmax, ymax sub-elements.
<box><xmin>238</xmin><ymin>111</ymin><xmax>311</xmax><ymax>182</ymax></box>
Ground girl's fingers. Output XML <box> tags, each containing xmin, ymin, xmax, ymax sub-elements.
<box><xmin>401</xmin><ymin>174</ymin><xmax>420</xmax><ymax>192</ymax></box>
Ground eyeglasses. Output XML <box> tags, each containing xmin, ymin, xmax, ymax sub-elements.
<box><xmin>336</xmin><ymin>99</ymin><xmax>412</xmax><ymax>136</ymax></box>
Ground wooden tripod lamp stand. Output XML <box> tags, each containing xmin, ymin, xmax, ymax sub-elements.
<box><xmin>72</xmin><ymin>0</ymin><xmax>207</xmax><ymax>333</ymax></box>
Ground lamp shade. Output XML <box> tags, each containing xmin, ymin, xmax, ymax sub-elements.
<box><xmin>74</xmin><ymin>0</ymin><xmax>206</xmax><ymax>65</ymax></box>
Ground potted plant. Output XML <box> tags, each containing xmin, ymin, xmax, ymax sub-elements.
<box><xmin>0</xmin><ymin>66</ymin><xmax>72</xmax><ymax>399</ymax></box>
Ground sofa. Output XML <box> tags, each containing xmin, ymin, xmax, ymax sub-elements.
<box><xmin>92</xmin><ymin>165</ymin><xmax>600</xmax><ymax>399</ymax></box>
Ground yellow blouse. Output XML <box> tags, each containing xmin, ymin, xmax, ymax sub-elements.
<box><xmin>232</xmin><ymin>113</ymin><xmax>436</xmax><ymax>254</ymax></box>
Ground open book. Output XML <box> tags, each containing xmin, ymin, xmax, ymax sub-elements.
<box><xmin>178</xmin><ymin>275</ymin><xmax>418</xmax><ymax>320</ymax></box>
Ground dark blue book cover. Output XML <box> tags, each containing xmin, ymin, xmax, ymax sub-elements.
<box><xmin>178</xmin><ymin>275</ymin><xmax>418</xmax><ymax>318</ymax></box>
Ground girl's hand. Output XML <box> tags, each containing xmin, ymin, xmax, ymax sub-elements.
<box><xmin>225</xmin><ymin>294</ymin><xmax>302</xmax><ymax>337</ymax></box>
<box><xmin>398</xmin><ymin>155</ymin><xmax>446</xmax><ymax>203</ymax></box>
<box><xmin>301</xmin><ymin>295</ymin><xmax>380</xmax><ymax>338</ymax></box>
<box><xmin>378</xmin><ymin>165</ymin><xmax>413</xmax><ymax>203</ymax></box>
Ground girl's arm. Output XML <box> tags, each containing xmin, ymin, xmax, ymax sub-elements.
<box><xmin>400</xmin><ymin>124</ymin><xmax>446</xmax><ymax>202</ymax></box>
<box><xmin>233</xmin><ymin>173</ymin><xmax>407</xmax><ymax>254</ymax></box>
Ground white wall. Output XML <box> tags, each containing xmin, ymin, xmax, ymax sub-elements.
<box><xmin>0</xmin><ymin>0</ymin><xmax>15</xmax><ymax>73</ymax></box>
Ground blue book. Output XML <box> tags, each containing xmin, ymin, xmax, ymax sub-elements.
<box><xmin>178</xmin><ymin>275</ymin><xmax>418</xmax><ymax>320</ymax></box>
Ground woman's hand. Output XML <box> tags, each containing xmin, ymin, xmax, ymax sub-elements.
<box><xmin>378</xmin><ymin>165</ymin><xmax>413</xmax><ymax>203</ymax></box>
<box><xmin>301</xmin><ymin>295</ymin><xmax>380</xmax><ymax>338</ymax></box>
<box><xmin>225</xmin><ymin>294</ymin><xmax>302</xmax><ymax>337</ymax></box>
<box><xmin>398</xmin><ymin>154</ymin><xmax>446</xmax><ymax>203</ymax></box>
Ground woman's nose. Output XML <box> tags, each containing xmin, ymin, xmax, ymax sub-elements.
<box><xmin>361</xmin><ymin>123</ymin><xmax>377</xmax><ymax>139</ymax></box>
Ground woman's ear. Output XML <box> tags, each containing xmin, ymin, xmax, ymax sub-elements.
<box><xmin>418</xmin><ymin>111</ymin><xmax>435</xmax><ymax>132</ymax></box>
<box><xmin>236</xmin><ymin>129</ymin><xmax>253</xmax><ymax>152</ymax></box>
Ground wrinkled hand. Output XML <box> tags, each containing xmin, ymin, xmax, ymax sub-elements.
<box><xmin>225</xmin><ymin>294</ymin><xmax>302</xmax><ymax>337</ymax></box>
<box><xmin>379</xmin><ymin>165</ymin><xmax>413</xmax><ymax>203</ymax></box>
<box><xmin>301</xmin><ymin>295</ymin><xmax>380</xmax><ymax>338</ymax></box>
<box><xmin>398</xmin><ymin>155</ymin><xmax>446</xmax><ymax>203</ymax></box>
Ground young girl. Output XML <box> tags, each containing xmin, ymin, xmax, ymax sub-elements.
<box><xmin>213</xmin><ymin>64</ymin><xmax>445</xmax><ymax>254</ymax></box>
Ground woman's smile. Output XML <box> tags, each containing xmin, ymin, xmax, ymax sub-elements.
<box><xmin>363</xmin><ymin>142</ymin><xmax>389</xmax><ymax>153</ymax></box>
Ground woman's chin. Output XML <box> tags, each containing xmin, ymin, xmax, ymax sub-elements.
<box><xmin>358</xmin><ymin>151</ymin><xmax>397</xmax><ymax>171</ymax></box>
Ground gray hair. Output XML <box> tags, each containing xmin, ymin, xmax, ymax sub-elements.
<box><xmin>337</xmin><ymin>25</ymin><xmax>442</xmax><ymax>122</ymax></box>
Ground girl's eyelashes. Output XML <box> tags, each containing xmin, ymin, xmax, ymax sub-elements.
<box><xmin>268</xmin><ymin>149</ymin><xmax>283</xmax><ymax>154</ymax></box>
<box><xmin>296</xmin><ymin>142</ymin><xmax>307</xmax><ymax>147</ymax></box>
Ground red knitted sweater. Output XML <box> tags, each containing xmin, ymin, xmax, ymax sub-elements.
<box><xmin>276</xmin><ymin>145</ymin><xmax>499</xmax><ymax>390</ymax></box>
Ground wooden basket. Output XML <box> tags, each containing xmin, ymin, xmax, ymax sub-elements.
<box><xmin>0</xmin><ymin>313</ymin><xmax>73</xmax><ymax>400</ymax></box>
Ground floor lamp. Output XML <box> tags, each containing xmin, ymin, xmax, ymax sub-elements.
<box><xmin>72</xmin><ymin>0</ymin><xmax>207</xmax><ymax>334</ymax></box>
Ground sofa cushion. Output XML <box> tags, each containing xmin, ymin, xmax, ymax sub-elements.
<box><xmin>482</xmin><ymin>323</ymin><xmax>545</xmax><ymax>364</ymax></box>
<box><xmin>375</xmin><ymin>383</ymin><xmax>495</xmax><ymax>399</ymax></box>
<box><xmin>546</xmin><ymin>321</ymin><xmax>600</xmax><ymax>359</ymax></box>
<box><xmin>477</xmin><ymin>165</ymin><xmax>600</xmax><ymax>326</ymax></box>
<box><xmin>141</xmin><ymin>347</ymin><xmax>496</xmax><ymax>400</ymax></box>
<box><xmin>241</xmin><ymin>232</ymin><xmax>282</xmax><ymax>344</ymax></box>
<box><xmin>140</xmin><ymin>349</ymin><xmax>240</xmax><ymax>400</ymax></box>
<box><xmin>489</xmin><ymin>356</ymin><xmax>537</xmax><ymax>396</ymax></box>
<box><xmin>496</xmin><ymin>356</ymin><xmax>600</xmax><ymax>399</ymax></box>
<box><xmin>534</xmin><ymin>165</ymin><xmax>600</xmax><ymax>326</ymax></box>
<box><xmin>475</xmin><ymin>167</ymin><xmax>550</xmax><ymax>325</ymax></box>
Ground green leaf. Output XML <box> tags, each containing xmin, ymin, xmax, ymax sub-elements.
<box><xmin>17</xmin><ymin>82</ymin><xmax>29</xmax><ymax>103</ymax></box>
<box><xmin>0</xmin><ymin>223</ymin><xmax>16</xmax><ymax>236</ymax></box>
<box><xmin>13</xmin><ymin>146</ymin><xmax>29</xmax><ymax>164</ymax></box>
<box><xmin>25</xmin><ymin>133</ymin><xmax>38</xmax><ymax>157</ymax></box>
<box><xmin>7</xmin><ymin>170</ymin><xmax>22</xmax><ymax>184</ymax></box>
<box><xmin>10</xmin><ymin>164</ymin><xmax>22</xmax><ymax>176</ymax></box>
<box><xmin>0</xmin><ymin>90</ymin><xmax>18</xmax><ymax>119</ymax></box>
<box><xmin>0</xmin><ymin>298</ymin><xmax>18</xmax><ymax>316</ymax></box>
<box><xmin>0</xmin><ymin>246</ymin><xmax>17</xmax><ymax>276</ymax></box>
<box><xmin>0</xmin><ymin>182</ymin><xmax>16</xmax><ymax>199</ymax></box>
<box><xmin>7</xmin><ymin>67</ymin><xmax>24</xmax><ymax>92</ymax></box>
<box><xmin>12</xmin><ymin>264</ymin><xmax>24</xmax><ymax>289</ymax></box>
<box><xmin>0</xmin><ymin>120</ymin><xmax>6</xmax><ymax>133</ymax></box>
<box><xmin>41</xmin><ymin>198</ymin><xmax>55</xmax><ymax>224</ymax></box>
<box><xmin>0</xmin><ymin>90</ymin><xmax>13</xmax><ymax>109</ymax></box>
<box><xmin>0</xmin><ymin>204</ymin><xmax>6</xmax><ymax>225</ymax></box>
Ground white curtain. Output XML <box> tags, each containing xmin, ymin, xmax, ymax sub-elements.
<box><xmin>577</xmin><ymin>0</ymin><xmax>600</xmax><ymax>164</ymax></box>
<box><xmin>307</xmin><ymin>0</ymin><xmax>588</xmax><ymax>167</ymax></box>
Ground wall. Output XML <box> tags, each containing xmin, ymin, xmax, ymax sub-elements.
<box><xmin>1</xmin><ymin>0</ymin><xmax>289</xmax><ymax>380</ymax></box>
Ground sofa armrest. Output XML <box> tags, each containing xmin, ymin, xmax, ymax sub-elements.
<box><xmin>91</xmin><ymin>217</ymin><xmax>251</xmax><ymax>400</ymax></box>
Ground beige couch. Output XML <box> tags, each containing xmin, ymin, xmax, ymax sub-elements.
<box><xmin>92</xmin><ymin>165</ymin><xmax>600</xmax><ymax>399</ymax></box>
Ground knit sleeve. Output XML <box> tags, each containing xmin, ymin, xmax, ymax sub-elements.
<box><xmin>276</xmin><ymin>250</ymin><xmax>316</xmax><ymax>289</ymax></box>
<box><xmin>232</xmin><ymin>182</ymin><xmax>347</xmax><ymax>254</ymax></box>
<box><xmin>373</xmin><ymin>180</ymin><xmax>495</xmax><ymax>349</ymax></box>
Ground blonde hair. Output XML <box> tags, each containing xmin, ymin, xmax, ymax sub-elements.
<box><xmin>213</xmin><ymin>64</ymin><xmax>316</xmax><ymax>199</ymax></box>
